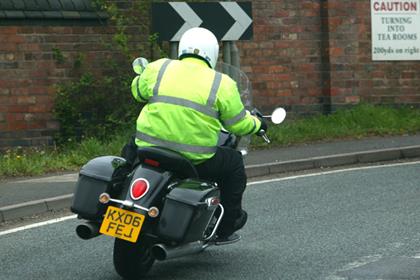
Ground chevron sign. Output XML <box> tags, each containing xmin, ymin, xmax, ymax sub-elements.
<box><xmin>152</xmin><ymin>2</ymin><xmax>253</xmax><ymax>41</ymax></box>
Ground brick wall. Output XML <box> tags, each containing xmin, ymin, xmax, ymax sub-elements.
<box><xmin>1</xmin><ymin>0</ymin><xmax>420</xmax><ymax>148</ymax></box>
<box><xmin>327</xmin><ymin>0</ymin><xmax>420</xmax><ymax>109</ymax></box>
<box><xmin>0</xmin><ymin>24</ymin><xmax>114</xmax><ymax>147</ymax></box>
<box><xmin>241</xmin><ymin>0</ymin><xmax>420</xmax><ymax>114</ymax></box>
<box><xmin>239</xmin><ymin>0</ymin><xmax>328</xmax><ymax>115</ymax></box>
<box><xmin>0</xmin><ymin>1</ymin><xmax>148</xmax><ymax>148</ymax></box>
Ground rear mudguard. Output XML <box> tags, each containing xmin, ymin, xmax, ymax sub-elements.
<box><xmin>120</xmin><ymin>164</ymin><xmax>173</xmax><ymax>210</ymax></box>
<box><xmin>118</xmin><ymin>164</ymin><xmax>220</xmax><ymax>242</ymax></box>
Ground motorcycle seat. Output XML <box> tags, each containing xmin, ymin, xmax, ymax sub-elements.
<box><xmin>137</xmin><ymin>146</ymin><xmax>199</xmax><ymax>179</ymax></box>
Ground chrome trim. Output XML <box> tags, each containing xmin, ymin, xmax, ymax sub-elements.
<box><xmin>152</xmin><ymin>241</ymin><xmax>207</xmax><ymax>261</ymax></box>
<box><xmin>204</xmin><ymin>204</ymin><xmax>224</xmax><ymax>241</ymax></box>
<box><xmin>99</xmin><ymin>193</ymin><xmax>150</xmax><ymax>212</ymax></box>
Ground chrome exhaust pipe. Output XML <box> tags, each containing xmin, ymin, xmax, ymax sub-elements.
<box><xmin>76</xmin><ymin>222</ymin><xmax>101</xmax><ymax>240</ymax></box>
<box><xmin>152</xmin><ymin>241</ymin><xmax>207</xmax><ymax>261</ymax></box>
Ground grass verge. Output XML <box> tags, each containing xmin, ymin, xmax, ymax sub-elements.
<box><xmin>252</xmin><ymin>103</ymin><xmax>420</xmax><ymax>148</ymax></box>
<box><xmin>0</xmin><ymin>131</ymin><xmax>131</xmax><ymax>178</ymax></box>
<box><xmin>1</xmin><ymin>104</ymin><xmax>420</xmax><ymax>178</ymax></box>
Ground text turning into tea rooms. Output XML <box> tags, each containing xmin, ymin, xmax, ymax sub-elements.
<box><xmin>371</xmin><ymin>0</ymin><xmax>420</xmax><ymax>60</ymax></box>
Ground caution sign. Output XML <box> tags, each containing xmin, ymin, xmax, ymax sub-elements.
<box><xmin>371</xmin><ymin>0</ymin><xmax>420</xmax><ymax>60</ymax></box>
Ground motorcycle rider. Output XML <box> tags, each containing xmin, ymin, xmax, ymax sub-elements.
<box><xmin>131</xmin><ymin>27</ymin><xmax>267</xmax><ymax>242</ymax></box>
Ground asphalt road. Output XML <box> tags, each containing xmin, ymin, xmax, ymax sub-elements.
<box><xmin>1</xmin><ymin>161</ymin><xmax>420</xmax><ymax>280</ymax></box>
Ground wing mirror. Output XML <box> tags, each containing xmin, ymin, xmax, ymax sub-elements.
<box><xmin>269</xmin><ymin>107</ymin><xmax>287</xmax><ymax>124</ymax></box>
<box><xmin>132</xmin><ymin>57</ymin><xmax>149</xmax><ymax>75</ymax></box>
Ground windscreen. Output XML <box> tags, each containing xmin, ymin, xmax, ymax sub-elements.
<box><xmin>215</xmin><ymin>62</ymin><xmax>252</xmax><ymax>109</ymax></box>
<box><xmin>215</xmin><ymin>62</ymin><xmax>253</xmax><ymax>155</ymax></box>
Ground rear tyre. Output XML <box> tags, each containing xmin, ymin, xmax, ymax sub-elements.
<box><xmin>113</xmin><ymin>237</ymin><xmax>155</xmax><ymax>279</ymax></box>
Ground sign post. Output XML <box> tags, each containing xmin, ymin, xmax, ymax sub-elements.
<box><xmin>371</xmin><ymin>0</ymin><xmax>420</xmax><ymax>60</ymax></box>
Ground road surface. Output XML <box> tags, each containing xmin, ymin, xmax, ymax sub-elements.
<box><xmin>1</xmin><ymin>161</ymin><xmax>420</xmax><ymax>279</ymax></box>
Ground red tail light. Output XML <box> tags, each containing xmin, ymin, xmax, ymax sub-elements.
<box><xmin>130</xmin><ymin>178</ymin><xmax>150</xmax><ymax>200</ymax></box>
<box><xmin>144</xmin><ymin>158</ymin><xmax>160</xmax><ymax>167</ymax></box>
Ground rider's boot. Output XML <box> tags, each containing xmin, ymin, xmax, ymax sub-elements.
<box><xmin>214</xmin><ymin>210</ymin><xmax>247</xmax><ymax>245</ymax></box>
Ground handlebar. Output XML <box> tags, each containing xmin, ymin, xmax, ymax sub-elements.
<box><xmin>251</xmin><ymin>108</ymin><xmax>271</xmax><ymax>143</ymax></box>
<box><xmin>254</xmin><ymin>107</ymin><xmax>288</xmax><ymax>143</ymax></box>
<box><xmin>219</xmin><ymin>107</ymin><xmax>284</xmax><ymax>149</ymax></box>
<box><xmin>259</xmin><ymin>130</ymin><xmax>271</xmax><ymax>144</ymax></box>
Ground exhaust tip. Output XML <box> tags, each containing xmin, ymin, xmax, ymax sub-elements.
<box><xmin>76</xmin><ymin>222</ymin><xmax>100</xmax><ymax>240</ymax></box>
<box><xmin>151</xmin><ymin>244</ymin><xmax>167</xmax><ymax>261</ymax></box>
<box><xmin>151</xmin><ymin>242</ymin><xmax>207</xmax><ymax>261</ymax></box>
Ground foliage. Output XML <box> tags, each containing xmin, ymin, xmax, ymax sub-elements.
<box><xmin>53</xmin><ymin>71</ymin><xmax>137</xmax><ymax>143</ymax></box>
<box><xmin>0</xmin><ymin>130</ymin><xmax>131</xmax><ymax>177</ymax></box>
<box><xmin>53</xmin><ymin>0</ymin><xmax>161</xmax><ymax>143</ymax></box>
<box><xmin>52</xmin><ymin>47</ymin><xmax>65</xmax><ymax>64</ymax></box>
<box><xmin>3</xmin><ymin>104</ymin><xmax>420</xmax><ymax>178</ymax></box>
<box><xmin>73</xmin><ymin>53</ymin><xmax>86</xmax><ymax>69</ymax></box>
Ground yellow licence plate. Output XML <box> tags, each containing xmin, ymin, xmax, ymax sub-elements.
<box><xmin>99</xmin><ymin>206</ymin><xmax>145</xmax><ymax>243</ymax></box>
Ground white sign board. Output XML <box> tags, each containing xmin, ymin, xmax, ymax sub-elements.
<box><xmin>371</xmin><ymin>0</ymin><xmax>420</xmax><ymax>60</ymax></box>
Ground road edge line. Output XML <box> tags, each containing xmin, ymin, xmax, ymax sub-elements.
<box><xmin>1</xmin><ymin>146</ymin><xmax>419</xmax><ymax>223</ymax></box>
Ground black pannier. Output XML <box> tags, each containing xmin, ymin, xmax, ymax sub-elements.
<box><xmin>71</xmin><ymin>156</ymin><xmax>129</xmax><ymax>220</ymax></box>
<box><xmin>157</xmin><ymin>180</ymin><xmax>220</xmax><ymax>243</ymax></box>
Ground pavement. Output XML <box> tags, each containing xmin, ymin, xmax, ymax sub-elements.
<box><xmin>0</xmin><ymin>134</ymin><xmax>420</xmax><ymax>223</ymax></box>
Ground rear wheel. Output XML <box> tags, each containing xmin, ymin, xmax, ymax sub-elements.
<box><xmin>113</xmin><ymin>237</ymin><xmax>155</xmax><ymax>279</ymax></box>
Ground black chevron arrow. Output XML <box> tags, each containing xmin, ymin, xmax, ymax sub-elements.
<box><xmin>189</xmin><ymin>3</ymin><xmax>235</xmax><ymax>40</ymax></box>
<box><xmin>152</xmin><ymin>2</ymin><xmax>253</xmax><ymax>42</ymax></box>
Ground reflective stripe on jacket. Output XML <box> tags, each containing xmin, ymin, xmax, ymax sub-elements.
<box><xmin>132</xmin><ymin>57</ymin><xmax>261</xmax><ymax>164</ymax></box>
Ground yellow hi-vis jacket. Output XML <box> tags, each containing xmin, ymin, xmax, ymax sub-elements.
<box><xmin>131</xmin><ymin>57</ymin><xmax>261</xmax><ymax>164</ymax></box>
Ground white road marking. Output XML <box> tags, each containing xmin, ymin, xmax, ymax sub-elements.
<box><xmin>10</xmin><ymin>173</ymin><xmax>78</xmax><ymax>184</ymax></box>
<box><xmin>1</xmin><ymin>160</ymin><xmax>419</xmax><ymax>236</ymax></box>
<box><xmin>0</xmin><ymin>214</ymin><xmax>77</xmax><ymax>236</ymax></box>
<box><xmin>326</xmin><ymin>254</ymin><xmax>383</xmax><ymax>280</ymax></box>
<box><xmin>248</xmin><ymin>160</ymin><xmax>420</xmax><ymax>186</ymax></box>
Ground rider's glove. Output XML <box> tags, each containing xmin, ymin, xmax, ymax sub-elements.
<box><xmin>250</xmin><ymin>109</ymin><xmax>268</xmax><ymax>136</ymax></box>
<box><xmin>256</xmin><ymin>118</ymin><xmax>268</xmax><ymax>136</ymax></box>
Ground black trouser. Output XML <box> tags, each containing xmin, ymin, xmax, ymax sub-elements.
<box><xmin>195</xmin><ymin>146</ymin><xmax>247</xmax><ymax>225</ymax></box>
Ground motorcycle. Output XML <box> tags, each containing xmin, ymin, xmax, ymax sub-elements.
<box><xmin>70</xmin><ymin>58</ymin><xmax>286</xmax><ymax>279</ymax></box>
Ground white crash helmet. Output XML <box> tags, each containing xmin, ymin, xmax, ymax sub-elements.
<box><xmin>178</xmin><ymin>27</ymin><xmax>219</xmax><ymax>69</ymax></box>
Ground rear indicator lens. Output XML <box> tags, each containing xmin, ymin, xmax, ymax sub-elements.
<box><xmin>210</xmin><ymin>197</ymin><xmax>220</xmax><ymax>205</ymax></box>
<box><xmin>130</xmin><ymin>178</ymin><xmax>150</xmax><ymax>200</ymax></box>
<box><xmin>148</xmin><ymin>206</ymin><xmax>160</xmax><ymax>218</ymax></box>
<box><xmin>99</xmin><ymin>193</ymin><xmax>110</xmax><ymax>204</ymax></box>
<box><xmin>206</xmin><ymin>197</ymin><xmax>220</xmax><ymax>206</ymax></box>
